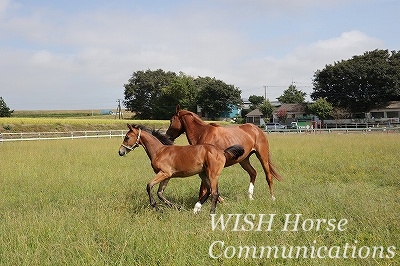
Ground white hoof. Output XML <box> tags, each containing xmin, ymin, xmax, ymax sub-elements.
<box><xmin>272</xmin><ymin>196</ymin><xmax>276</xmax><ymax>201</ymax></box>
<box><xmin>248</xmin><ymin>194</ymin><xmax>254</xmax><ymax>200</ymax></box>
<box><xmin>193</xmin><ymin>202</ymin><xmax>202</xmax><ymax>214</ymax></box>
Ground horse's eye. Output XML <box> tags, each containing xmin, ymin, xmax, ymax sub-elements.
<box><xmin>124</xmin><ymin>135</ymin><xmax>129</xmax><ymax>141</ymax></box>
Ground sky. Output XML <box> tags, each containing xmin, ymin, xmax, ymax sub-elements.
<box><xmin>0</xmin><ymin>0</ymin><xmax>398</xmax><ymax>110</ymax></box>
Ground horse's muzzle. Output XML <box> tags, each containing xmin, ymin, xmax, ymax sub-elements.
<box><xmin>118</xmin><ymin>148</ymin><xmax>126</xmax><ymax>156</ymax></box>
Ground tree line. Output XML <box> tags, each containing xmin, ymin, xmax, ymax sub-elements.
<box><xmin>123</xmin><ymin>49</ymin><xmax>399</xmax><ymax>121</ymax></box>
<box><xmin>123</xmin><ymin>70</ymin><xmax>242</xmax><ymax>119</ymax></box>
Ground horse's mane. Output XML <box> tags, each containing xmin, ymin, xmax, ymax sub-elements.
<box><xmin>131</xmin><ymin>124</ymin><xmax>174</xmax><ymax>145</ymax></box>
<box><xmin>209</xmin><ymin>123</ymin><xmax>221</xmax><ymax>127</ymax></box>
<box><xmin>179</xmin><ymin>110</ymin><xmax>220</xmax><ymax>127</ymax></box>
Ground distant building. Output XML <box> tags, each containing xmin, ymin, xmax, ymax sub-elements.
<box><xmin>245</xmin><ymin>109</ymin><xmax>266</xmax><ymax>126</ymax></box>
<box><xmin>196</xmin><ymin>104</ymin><xmax>240</xmax><ymax>120</ymax></box>
<box><xmin>368</xmin><ymin>101</ymin><xmax>400</xmax><ymax>122</ymax></box>
<box><xmin>274</xmin><ymin>103</ymin><xmax>306</xmax><ymax>120</ymax></box>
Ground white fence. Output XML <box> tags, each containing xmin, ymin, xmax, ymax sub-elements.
<box><xmin>1</xmin><ymin>127</ymin><xmax>399</xmax><ymax>143</ymax></box>
<box><xmin>265</xmin><ymin>127</ymin><xmax>400</xmax><ymax>134</ymax></box>
<box><xmin>0</xmin><ymin>130</ymin><xmax>125</xmax><ymax>142</ymax></box>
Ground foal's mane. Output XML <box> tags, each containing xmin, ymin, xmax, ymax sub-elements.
<box><xmin>131</xmin><ymin>124</ymin><xmax>174</xmax><ymax>145</ymax></box>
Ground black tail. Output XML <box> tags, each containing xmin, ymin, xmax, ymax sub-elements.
<box><xmin>224</xmin><ymin>145</ymin><xmax>245</xmax><ymax>160</ymax></box>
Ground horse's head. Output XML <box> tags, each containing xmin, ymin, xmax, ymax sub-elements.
<box><xmin>119</xmin><ymin>124</ymin><xmax>141</xmax><ymax>156</ymax></box>
<box><xmin>166</xmin><ymin>105</ymin><xmax>186</xmax><ymax>141</ymax></box>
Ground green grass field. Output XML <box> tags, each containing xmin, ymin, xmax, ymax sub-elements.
<box><xmin>0</xmin><ymin>133</ymin><xmax>399</xmax><ymax>265</ymax></box>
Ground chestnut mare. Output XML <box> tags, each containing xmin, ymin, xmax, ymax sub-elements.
<box><xmin>118</xmin><ymin>124</ymin><xmax>244</xmax><ymax>214</ymax></box>
<box><xmin>166</xmin><ymin>105</ymin><xmax>282</xmax><ymax>202</ymax></box>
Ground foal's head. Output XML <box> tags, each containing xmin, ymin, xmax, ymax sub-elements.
<box><xmin>119</xmin><ymin>124</ymin><xmax>174</xmax><ymax>156</ymax></box>
<box><xmin>119</xmin><ymin>124</ymin><xmax>142</xmax><ymax>156</ymax></box>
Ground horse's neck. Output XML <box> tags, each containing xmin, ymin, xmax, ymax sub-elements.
<box><xmin>183</xmin><ymin>114</ymin><xmax>209</xmax><ymax>145</ymax></box>
<box><xmin>139</xmin><ymin>132</ymin><xmax>164</xmax><ymax>161</ymax></box>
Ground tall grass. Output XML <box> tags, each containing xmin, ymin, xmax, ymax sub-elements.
<box><xmin>0</xmin><ymin>133</ymin><xmax>399</xmax><ymax>265</ymax></box>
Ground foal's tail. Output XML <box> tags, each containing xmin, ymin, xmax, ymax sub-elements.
<box><xmin>269</xmin><ymin>154</ymin><xmax>283</xmax><ymax>181</ymax></box>
<box><xmin>224</xmin><ymin>145</ymin><xmax>245</xmax><ymax>161</ymax></box>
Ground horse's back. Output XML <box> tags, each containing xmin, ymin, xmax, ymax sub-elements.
<box><xmin>204</xmin><ymin>123</ymin><xmax>266</xmax><ymax>148</ymax></box>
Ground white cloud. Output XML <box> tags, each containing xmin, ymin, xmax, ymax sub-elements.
<box><xmin>233</xmin><ymin>31</ymin><xmax>384</xmax><ymax>100</ymax></box>
<box><xmin>0</xmin><ymin>0</ymin><xmax>393</xmax><ymax>109</ymax></box>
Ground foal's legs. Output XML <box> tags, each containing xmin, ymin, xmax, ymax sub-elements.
<box><xmin>147</xmin><ymin>171</ymin><xmax>169</xmax><ymax>207</ymax></box>
<box><xmin>209</xmin><ymin>181</ymin><xmax>219</xmax><ymax>214</ymax></box>
<box><xmin>194</xmin><ymin>170</ymin><xmax>221</xmax><ymax>214</ymax></box>
<box><xmin>157</xmin><ymin>178</ymin><xmax>173</xmax><ymax>207</ymax></box>
<box><xmin>206</xmin><ymin>162</ymin><xmax>223</xmax><ymax>214</ymax></box>
<box><xmin>239</xmin><ymin>155</ymin><xmax>257</xmax><ymax>200</ymax></box>
<box><xmin>198</xmin><ymin>179</ymin><xmax>224</xmax><ymax>204</ymax></box>
<box><xmin>194</xmin><ymin>172</ymin><xmax>210</xmax><ymax>214</ymax></box>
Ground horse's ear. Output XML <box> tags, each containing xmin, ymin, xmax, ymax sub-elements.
<box><xmin>176</xmin><ymin>104</ymin><xmax>181</xmax><ymax>113</ymax></box>
<box><xmin>127</xmin><ymin>123</ymin><xmax>132</xmax><ymax>130</ymax></box>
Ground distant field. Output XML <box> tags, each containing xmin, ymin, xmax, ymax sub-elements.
<box><xmin>0</xmin><ymin>133</ymin><xmax>398</xmax><ymax>265</ymax></box>
<box><xmin>1</xmin><ymin>110</ymin><xmax>229</xmax><ymax>133</ymax></box>
<box><xmin>12</xmin><ymin>110</ymin><xmax>106</xmax><ymax>118</ymax></box>
<box><xmin>0</xmin><ymin>117</ymin><xmax>171</xmax><ymax>133</ymax></box>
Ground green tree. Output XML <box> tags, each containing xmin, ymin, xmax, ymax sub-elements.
<box><xmin>123</xmin><ymin>69</ymin><xmax>176</xmax><ymax>119</ymax></box>
<box><xmin>258</xmin><ymin>100</ymin><xmax>273</xmax><ymax>121</ymax></box>
<box><xmin>308</xmin><ymin>98</ymin><xmax>333</xmax><ymax>121</ymax></box>
<box><xmin>248</xmin><ymin>95</ymin><xmax>265</xmax><ymax>110</ymax></box>
<box><xmin>159</xmin><ymin>72</ymin><xmax>198</xmax><ymax>116</ymax></box>
<box><xmin>196</xmin><ymin>77</ymin><xmax>242</xmax><ymax>119</ymax></box>
<box><xmin>312</xmin><ymin>49</ymin><xmax>400</xmax><ymax>114</ymax></box>
<box><xmin>0</xmin><ymin>97</ymin><xmax>13</xmax><ymax>117</ymax></box>
<box><xmin>277</xmin><ymin>84</ymin><xmax>306</xmax><ymax>103</ymax></box>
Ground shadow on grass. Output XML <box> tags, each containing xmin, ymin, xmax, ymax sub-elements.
<box><xmin>122</xmin><ymin>191</ymin><xmax>201</xmax><ymax>215</ymax></box>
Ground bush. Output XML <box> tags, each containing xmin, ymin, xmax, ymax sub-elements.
<box><xmin>0</xmin><ymin>97</ymin><xmax>13</xmax><ymax>117</ymax></box>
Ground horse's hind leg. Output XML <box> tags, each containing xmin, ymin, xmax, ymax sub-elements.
<box><xmin>239</xmin><ymin>156</ymin><xmax>257</xmax><ymax>200</ymax></box>
<box><xmin>194</xmin><ymin>172</ymin><xmax>211</xmax><ymax>214</ymax></box>
<box><xmin>209</xmin><ymin>178</ymin><xmax>220</xmax><ymax>214</ymax></box>
<box><xmin>206</xmin><ymin>159</ymin><xmax>223</xmax><ymax>214</ymax></box>
<box><xmin>255</xmin><ymin>151</ymin><xmax>275</xmax><ymax>201</ymax></box>
<box><xmin>157</xmin><ymin>178</ymin><xmax>174</xmax><ymax>207</ymax></box>
<box><xmin>198</xmin><ymin>177</ymin><xmax>224</xmax><ymax>205</ymax></box>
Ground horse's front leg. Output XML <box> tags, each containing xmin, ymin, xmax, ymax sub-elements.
<box><xmin>147</xmin><ymin>171</ymin><xmax>169</xmax><ymax>208</ymax></box>
<box><xmin>157</xmin><ymin>178</ymin><xmax>174</xmax><ymax>207</ymax></box>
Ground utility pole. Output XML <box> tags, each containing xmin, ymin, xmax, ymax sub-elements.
<box><xmin>263</xmin><ymin>85</ymin><xmax>267</xmax><ymax>101</ymax></box>
<box><xmin>116</xmin><ymin>99</ymin><xmax>123</xmax><ymax>119</ymax></box>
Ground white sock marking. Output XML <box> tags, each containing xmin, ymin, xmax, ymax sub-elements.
<box><xmin>193</xmin><ymin>202</ymin><xmax>202</xmax><ymax>214</ymax></box>
<box><xmin>248</xmin><ymin>183</ymin><xmax>254</xmax><ymax>200</ymax></box>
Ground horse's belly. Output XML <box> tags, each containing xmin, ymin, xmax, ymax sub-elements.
<box><xmin>171</xmin><ymin>164</ymin><xmax>204</xmax><ymax>177</ymax></box>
